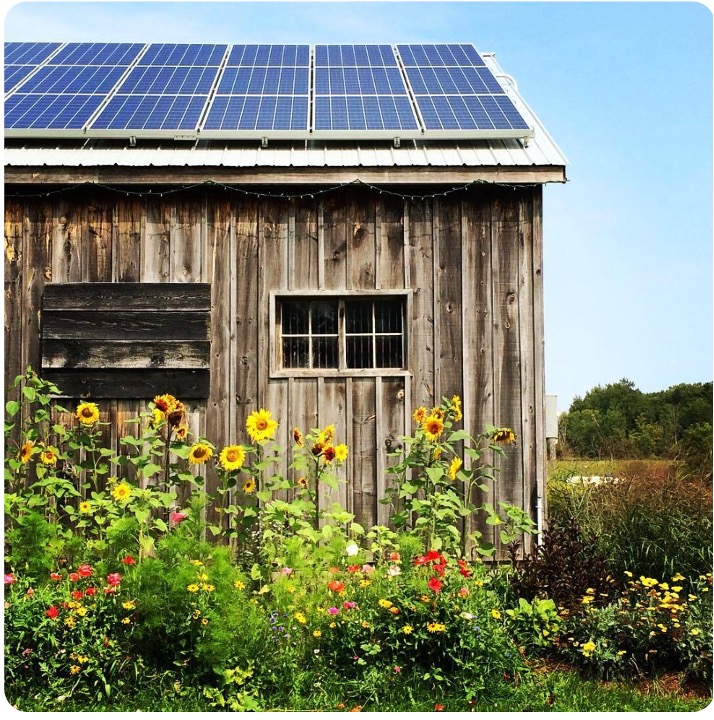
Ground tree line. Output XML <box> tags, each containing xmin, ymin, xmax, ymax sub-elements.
<box><xmin>558</xmin><ymin>379</ymin><xmax>712</xmax><ymax>477</ymax></box>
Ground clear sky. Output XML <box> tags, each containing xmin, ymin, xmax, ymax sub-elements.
<box><xmin>4</xmin><ymin>1</ymin><xmax>712</xmax><ymax>410</ymax></box>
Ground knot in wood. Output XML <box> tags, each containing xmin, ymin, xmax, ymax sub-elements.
<box><xmin>506</xmin><ymin>292</ymin><xmax>516</xmax><ymax>304</ymax></box>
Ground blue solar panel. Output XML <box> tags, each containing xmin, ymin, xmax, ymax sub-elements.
<box><xmin>203</xmin><ymin>44</ymin><xmax>310</xmax><ymax>133</ymax></box>
<box><xmin>314</xmin><ymin>96</ymin><xmax>418</xmax><ymax>132</ymax></box>
<box><xmin>18</xmin><ymin>65</ymin><xmax>127</xmax><ymax>94</ymax></box>
<box><xmin>139</xmin><ymin>43</ymin><xmax>226</xmax><ymax>66</ymax></box>
<box><xmin>5</xmin><ymin>65</ymin><xmax>37</xmax><ymax>93</ymax></box>
<box><xmin>118</xmin><ymin>66</ymin><xmax>218</xmax><ymax>95</ymax></box>
<box><xmin>91</xmin><ymin>94</ymin><xmax>208</xmax><ymax>131</ymax></box>
<box><xmin>49</xmin><ymin>42</ymin><xmax>144</xmax><ymax>66</ymax></box>
<box><xmin>397</xmin><ymin>43</ymin><xmax>531</xmax><ymax>135</ymax></box>
<box><xmin>314</xmin><ymin>44</ymin><xmax>397</xmax><ymax>67</ymax></box>
<box><xmin>5</xmin><ymin>93</ymin><xmax>105</xmax><ymax>129</ymax></box>
<box><xmin>5</xmin><ymin>41</ymin><xmax>61</xmax><ymax>65</ymax></box>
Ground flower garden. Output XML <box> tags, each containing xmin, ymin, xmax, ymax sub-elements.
<box><xmin>4</xmin><ymin>370</ymin><xmax>712</xmax><ymax>711</ymax></box>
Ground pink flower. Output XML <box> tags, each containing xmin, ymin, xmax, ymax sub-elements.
<box><xmin>327</xmin><ymin>607</ymin><xmax>340</xmax><ymax>615</ymax></box>
<box><xmin>387</xmin><ymin>565</ymin><xmax>401</xmax><ymax>577</ymax></box>
<box><xmin>458</xmin><ymin>587</ymin><xmax>469</xmax><ymax>598</ymax></box>
<box><xmin>77</xmin><ymin>563</ymin><xmax>93</xmax><ymax>578</ymax></box>
<box><xmin>121</xmin><ymin>556</ymin><xmax>136</xmax><ymax>566</ymax></box>
<box><xmin>281</xmin><ymin>567</ymin><xmax>293</xmax><ymax>576</ymax></box>
<box><xmin>3</xmin><ymin>574</ymin><xmax>16</xmax><ymax>585</ymax></box>
<box><xmin>361</xmin><ymin>564</ymin><xmax>375</xmax><ymax>575</ymax></box>
<box><xmin>106</xmin><ymin>572</ymin><xmax>122</xmax><ymax>587</ymax></box>
<box><xmin>343</xmin><ymin>601</ymin><xmax>357</xmax><ymax>610</ymax></box>
<box><xmin>22</xmin><ymin>648</ymin><xmax>32</xmax><ymax>657</ymax></box>
<box><xmin>394</xmin><ymin>665</ymin><xmax>401</xmax><ymax>673</ymax></box>
<box><xmin>389</xmin><ymin>552</ymin><xmax>401</xmax><ymax>562</ymax></box>
<box><xmin>50</xmin><ymin>572</ymin><xmax>62</xmax><ymax>581</ymax></box>
<box><xmin>45</xmin><ymin>606</ymin><xmax>59</xmax><ymax>619</ymax></box>
<box><xmin>170</xmin><ymin>511</ymin><xmax>188</xmax><ymax>525</ymax></box>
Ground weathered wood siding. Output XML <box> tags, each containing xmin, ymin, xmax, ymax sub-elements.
<box><xmin>4</xmin><ymin>183</ymin><xmax>545</xmax><ymax>553</ymax></box>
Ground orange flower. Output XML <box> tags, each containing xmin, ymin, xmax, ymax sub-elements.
<box><xmin>422</xmin><ymin>415</ymin><xmax>445</xmax><ymax>441</ymax></box>
<box><xmin>327</xmin><ymin>580</ymin><xmax>345</xmax><ymax>593</ymax></box>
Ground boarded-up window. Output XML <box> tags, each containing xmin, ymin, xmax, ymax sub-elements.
<box><xmin>41</xmin><ymin>283</ymin><xmax>210</xmax><ymax>398</ymax></box>
<box><xmin>278</xmin><ymin>296</ymin><xmax>404</xmax><ymax>372</ymax></box>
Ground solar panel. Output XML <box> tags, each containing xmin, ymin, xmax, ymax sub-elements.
<box><xmin>397</xmin><ymin>43</ymin><xmax>532</xmax><ymax>137</ymax></box>
<box><xmin>4</xmin><ymin>42</ymin><xmax>63</xmax><ymax>94</ymax></box>
<box><xmin>201</xmin><ymin>44</ymin><xmax>310</xmax><ymax>135</ymax></box>
<box><xmin>5</xmin><ymin>43</ymin><xmax>145</xmax><ymax>134</ymax></box>
<box><xmin>89</xmin><ymin>43</ymin><xmax>227</xmax><ymax>135</ymax></box>
<box><xmin>313</xmin><ymin>44</ymin><xmax>420</xmax><ymax>136</ymax></box>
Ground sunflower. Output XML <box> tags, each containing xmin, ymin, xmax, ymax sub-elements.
<box><xmin>219</xmin><ymin>445</ymin><xmax>245</xmax><ymax>472</ymax></box>
<box><xmin>322</xmin><ymin>445</ymin><xmax>336</xmax><ymax>463</ymax></box>
<box><xmin>448</xmin><ymin>456</ymin><xmax>462</xmax><ymax>481</ymax></box>
<box><xmin>246</xmin><ymin>409</ymin><xmax>278</xmax><ymax>443</ymax></box>
<box><xmin>188</xmin><ymin>443</ymin><xmax>213</xmax><ymax>465</ymax></box>
<box><xmin>297</xmin><ymin>476</ymin><xmax>308</xmax><ymax>488</ymax></box>
<box><xmin>76</xmin><ymin>402</ymin><xmax>100</xmax><ymax>426</ymax></box>
<box><xmin>334</xmin><ymin>444</ymin><xmax>349</xmax><ymax>463</ymax></box>
<box><xmin>450</xmin><ymin>395</ymin><xmax>463</xmax><ymax>422</ymax></box>
<box><xmin>422</xmin><ymin>414</ymin><xmax>445</xmax><ymax>441</ymax></box>
<box><xmin>412</xmin><ymin>406</ymin><xmax>427</xmax><ymax>424</ymax></box>
<box><xmin>148</xmin><ymin>408</ymin><xmax>164</xmax><ymax>429</ymax></box>
<box><xmin>293</xmin><ymin>427</ymin><xmax>303</xmax><ymax>447</ymax></box>
<box><xmin>175</xmin><ymin>425</ymin><xmax>188</xmax><ymax>441</ymax></box>
<box><xmin>40</xmin><ymin>447</ymin><xmax>58</xmax><ymax>465</ymax></box>
<box><xmin>318</xmin><ymin>424</ymin><xmax>336</xmax><ymax>445</ymax></box>
<box><xmin>111</xmin><ymin>482</ymin><xmax>132</xmax><ymax>502</ymax></box>
<box><xmin>78</xmin><ymin>501</ymin><xmax>92</xmax><ymax>514</ymax></box>
<box><xmin>429</xmin><ymin>407</ymin><xmax>446</xmax><ymax>421</ymax></box>
<box><xmin>242</xmin><ymin>478</ymin><xmax>257</xmax><ymax>494</ymax></box>
<box><xmin>19</xmin><ymin>441</ymin><xmax>34</xmax><ymax>464</ymax></box>
<box><xmin>492</xmin><ymin>428</ymin><xmax>517</xmax><ymax>445</ymax></box>
<box><xmin>153</xmin><ymin>394</ymin><xmax>179</xmax><ymax>415</ymax></box>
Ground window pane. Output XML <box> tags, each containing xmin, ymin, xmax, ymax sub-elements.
<box><xmin>346</xmin><ymin>301</ymin><xmax>373</xmax><ymax>334</ymax></box>
<box><xmin>312</xmin><ymin>301</ymin><xmax>338</xmax><ymax>334</ymax></box>
<box><xmin>312</xmin><ymin>336</ymin><xmax>338</xmax><ymax>368</ymax></box>
<box><xmin>376</xmin><ymin>336</ymin><xmax>403</xmax><ymax>368</ymax></box>
<box><xmin>347</xmin><ymin>336</ymin><xmax>374</xmax><ymax>368</ymax></box>
<box><xmin>283</xmin><ymin>337</ymin><xmax>309</xmax><ymax>368</ymax></box>
<box><xmin>375</xmin><ymin>299</ymin><xmax>402</xmax><ymax>333</ymax></box>
<box><xmin>282</xmin><ymin>301</ymin><xmax>309</xmax><ymax>334</ymax></box>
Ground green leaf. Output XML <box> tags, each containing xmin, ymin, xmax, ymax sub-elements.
<box><xmin>141</xmin><ymin>463</ymin><xmax>163</xmax><ymax>478</ymax></box>
<box><xmin>22</xmin><ymin>386</ymin><xmax>36</xmax><ymax>402</ymax></box>
<box><xmin>153</xmin><ymin>518</ymin><xmax>168</xmax><ymax>533</ymax></box>
<box><xmin>5</xmin><ymin>400</ymin><xmax>20</xmax><ymax>417</ymax></box>
<box><xmin>256</xmin><ymin>489</ymin><xmax>272</xmax><ymax>503</ymax></box>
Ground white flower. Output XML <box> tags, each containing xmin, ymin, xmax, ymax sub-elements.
<box><xmin>345</xmin><ymin>542</ymin><xmax>359</xmax><ymax>557</ymax></box>
<box><xmin>460</xmin><ymin>612</ymin><xmax>474</xmax><ymax>620</ymax></box>
<box><xmin>387</xmin><ymin>565</ymin><xmax>401</xmax><ymax>577</ymax></box>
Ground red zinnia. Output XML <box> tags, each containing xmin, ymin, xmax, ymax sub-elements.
<box><xmin>457</xmin><ymin>559</ymin><xmax>471</xmax><ymax>578</ymax></box>
<box><xmin>425</xmin><ymin>550</ymin><xmax>442</xmax><ymax>562</ymax></box>
<box><xmin>327</xmin><ymin>580</ymin><xmax>345</xmax><ymax>593</ymax></box>
<box><xmin>413</xmin><ymin>555</ymin><xmax>428</xmax><ymax>566</ymax></box>
<box><xmin>69</xmin><ymin>573</ymin><xmax>80</xmax><ymax>582</ymax></box>
<box><xmin>45</xmin><ymin>606</ymin><xmax>59</xmax><ymax>619</ymax></box>
<box><xmin>435</xmin><ymin>704</ymin><xmax>445</xmax><ymax>711</ymax></box>
<box><xmin>347</xmin><ymin>565</ymin><xmax>361</xmax><ymax>573</ymax></box>
<box><xmin>70</xmin><ymin>590</ymin><xmax>83</xmax><ymax>600</ymax></box>
<box><xmin>50</xmin><ymin>572</ymin><xmax>62</xmax><ymax>581</ymax></box>
<box><xmin>77</xmin><ymin>563</ymin><xmax>93</xmax><ymax>578</ymax></box>
<box><xmin>428</xmin><ymin>576</ymin><xmax>443</xmax><ymax>594</ymax></box>
<box><xmin>84</xmin><ymin>587</ymin><xmax>96</xmax><ymax>597</ymax></box>
<box><xmin>121</xmin><ymin>556</ymin><xmax>136</xmax><ymax>566</ymax></box>
<box><xmin>106</xmin><ymin>573</ymin><xmax>122</xmax><ymax>586</ymax></box>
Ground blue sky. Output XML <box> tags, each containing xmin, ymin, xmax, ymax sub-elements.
<box><xmin>4</xmin><ymin>1</ymin><xmax>712</xmax><ymax>410</ymax></box>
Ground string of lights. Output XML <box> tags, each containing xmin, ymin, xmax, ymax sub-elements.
<box><xmin>4</xmin><ymin>176</ymin><xmax>555</xmax><ymax>202</ymax></box>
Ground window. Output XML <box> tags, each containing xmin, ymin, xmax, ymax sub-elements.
<box><xmin>276</xmin><ymin>295</ymin><xmax>407</xmax><ymax>373</ymax></box>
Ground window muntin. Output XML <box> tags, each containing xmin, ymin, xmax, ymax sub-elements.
<box><xmin>278</xmin><ymin>296</ymin><xmax>404</xmax><ymax>371</ymax></box>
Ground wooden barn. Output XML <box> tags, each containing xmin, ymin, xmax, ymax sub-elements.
<box><xmin>4</xmin><ymin>42</ymin><xmax>567</xmax><ymax>553</ymax></box>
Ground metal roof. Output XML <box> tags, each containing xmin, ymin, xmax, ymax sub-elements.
<box><xmin>3</xmin><ymin>51</ymin><xmax>567</xmax><ymax>182</ymax></box>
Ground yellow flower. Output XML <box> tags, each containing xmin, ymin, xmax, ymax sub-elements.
<box><xmin>149</xmin><ymin>408</ymin><xmax>164</xmax><ymax>428</ymax></box>
<box><xmin>617</xmin><ymin>650</ymin><xmax>626</xmax><ymax>656</ymax></box>
<box><xmin>659</xmin><ymin>582</ymin><xmax>670</xmax><ymax>591</ymax></box>
<box><xmin>313</xmin><ymin>630</ymin><xmax>322</xmax><ymax>638</ymax></box>
<box><xmin>190</xmin><ymin>559</ymin><xmax>204</xmax><ymax>566</ymax></box>
<box><xmin>202</xmin><ymin>618</ymin><xmax>209</xmax><ymax>626</ymax></box>
<box><xmin>153</xmin><ymin>393</ymin><xmax>179</xmax><ymax>415</ymax></box>
<box><xmin>412</xmin><ymin>406</ymin><xmax>427</xmax><ymax>424</ymax></box>
<box><xmin>640</xmin><ymin>576</ymin><xmax>658</xmax><ymax>588</ymax></box>
<box><xmin>246</xmin><ymin>409</ymin><xmax>278</xmax><ymax>443</ymax></box>
<box><xmin>671</xmin><ymin>586</ymin><xmax>682</xmax><ymax>593</ymax></box>
<box><xmin>111</xmin><ymin>482</ymin><xmax>132</xmax><ymax>503</ymax></box>
<box><xmin>40</xmin><ymin>447</ymin><xmax>58</xmax><ymax>465</ymax></box>
<box><xmin>581</xmin><ymin>595</ymin><xmax>594</xmax><ymax>605</ymax></box>
<box><xmin>188</xmin><ymin>442</ymin><xmax>213</xmax><ymax>465</ymax></box>
<box><xmin>76</xmin><ymin>655</ymin><xmax>88</xmax><ymax>664</ymax></box>
<box><xmin>19</xmin><ymin>440</ymin><xmax>34</xmax><ymax>464</ymax></box>
<box><xmin>175</xmin><ymin>425</ymin><xmax>188</xmax><ymax>441</ymax></box>
<box><xmin>422</xmin><ymin>415</ymin><xmax>445</xmax><ymax>441</ymax></box>
<box><xmin>581</xmin><ymin>640</ymin><xmax>596</xmax><ymax>657</ymax></box>
<box><xmin>359</xmin><ymin>580</ymin><xmax>371</xmax><ymax>589</ymax></box>
<box><xmin>624</xmin><ymin>571</ymin><xmax>633</xmax><ymax>577</ymax></box>
<box><xmin>329</xmin><ymin>622</ymin><xmax>336</xmax><ymax>628</ymax></box>
<box><xmin>361</xmin><ymin>621</ymin><xmax>370</xmax><ymax>629</ymax></box>
<box><xmin>64</xmin><ymin>616</ymin><xmax>76</xmax><ymax>628</ymax></box>
<box><xmin>427</xmin><ymin>622</ymin><xmax>446</xmax><ymax>633</ymax></box>
<box><xmin>79</xmin><ymin>501</ymin><xmax>92</xmax><ymax>514</ymax></box>
<box><xmin>492</xmin><ymin>427</ymin><xmax>516</xmax><ymax>445</ymax></box>
<box><xmin>193</xmin><ymin>609</ymin><xmax>201</xmax><ymax>619</ymax></box>
<box><xmin>242</xmin><ymin>478</ymin><xmax>256</xmax><ymax>494</ymax></box>
<box><xmin>219</xmin><ymin>444</ymin><xmax>245</xmax><ymax>471</ymax></box>
<box><xmin>450</xmin><ymin>395</ymin><xmax>463</xmax><ymax>422</ymax></box>
<box><xmin>334</xmin><ymin>444</ymin><xmax>349</xmax><ymax>463</ymax></box>
<box><xmin>672</xmin><ymin>573</ymin><xmax>685</xmax><ymax>582</ymax></box>
<box><xmin>121</xmin><ymin>617</ymin><xmax>131</xmax><ymax>624</ymax></box>
<box><xmin>378</xmin><ymin>599</ymin><xmax>393</xmax><ymax>609</ymax></box>
<box><xmin>318</xmin><ymin>424</ymin><xmax>335</xmax><ymax>445</ymax></box>
<box><xmin>402</xmin><ymin>625</ymin><xmax>414</xmax><ymax>635</ymax></box>
<box><xmin>75</xmin><ymin>606</ymin><xmax>87</xmax><ymax>617</ymax></box>
<box><xmin>198</xmin><ymin>572</ymin><xmax>208</xmax><ymax>581</ymax></box>
<box><xmin>297</xmin><ymin>476</ymin><xmax>308</xmax><ymax>488</ymax></box>
<box><xmin>76</xmin><ymin>402</ymin><xmax>100</xmax><ymax>426</ymax></box>
<box><xmin>187</xmin><ymin>584</ymin><xmax>199</xmax><ymax>593</ymax></box>
<box><xmin>122</xmin><ymin>600</ymin><xmax>136</xmax><ymax>610</ymax></box>
<box><xmin>233</xmin><ymin>580</ymin><xmax>245</xmax><ymax>590</ymax></box>
<box><xmin>690</xmin><ymin>628</ymin><xmax>701</xmax><ymax>636</ymax></box>
<box><xmin>420</xmin><ymin>595</ymin><xmax>431</xmax><ymax>603</ymax></box>
<box><xmin>294</xmin><ymin>612</ymin><xmax>307</xmax><ymax>624</ymax></box>
<box><xmin>201</xmin><ymin>583</ymin><xmax>215</xmax><ymax>593</ymax></box>
<box><xmin>491</xmin><ymin>609</ymin><xmax>501</xmax><ymax>620</ymax></box>
<box><xmin>448</xmin><ymin>456</ymin><xmax>462</xmax><ymax>481</ymax></box>
<box><xmin>70</xmin><ymin>665</ymin><xmax>81</xmax><ymax>675</ymax></box>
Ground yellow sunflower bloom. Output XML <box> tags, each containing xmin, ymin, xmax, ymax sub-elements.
<box><xmin>412</xmin><ymin>406</ymin><xmax>427</xmax><ymax>424</ymax></box>
<box><xmin>293</xmin><ymin>427</ymin><xmax>303</xmax><ymax>446</ymax></box>
<box><xmin>153</xmin><ymin>394</ymin><xmax>179</xmax><ymax>415</ymax></box>
<box><xmin>19</xmin><ymin>441</ymin><xmax>34</xmax><ymax>464</ymax></box>
<box><xmin>242</xmin><ymin>478</ymin><xmax>257</xmax><ymax>494</ymax></box>
<box><xmin>318</xmin><ymin>424</ymin><xmax>336</xmax><ymax>445</ymax></box>
<box><xmin>334</xmin><ymin>444</ymin><xmax>349</xmax><ymax>463</ymax></box>
<box><xmin>448</xmin><ymin>456</ymin><xmax>462</xmax><ymax>480</ymax></box>
<box><xmin>40</xmin><ymin>447</ymin><xmax>58</xmax><ymax>465</ymax></box>
<box><xmin>492</xmin><ymin>428</ymin><xmax>516</xmax><ymax>445</ymax></box>
<box><xmin>76</xmin><ymin>402</ymin><xmax>100</xmax><ymax>426</ymax></box>
<box><xmin>111</xmin><ymin>482</ymin><xmax>132</xmax><ymax>503</ymax></box>
<box><xmin>219</xmin><ymin>445</ymin><xmax>245</xmax><ymax>472</ymax></box>
<box><xmin>422</xmin><ymin>414</ymin><xmax>445</xmax><ymax>441</ymax></box>
<box><xmin>188</xmin><ymin>442</ymin><xmax>213</xmax><ymax>465</ymax></box>
<box><xmin>246</xmin><ymin>409</ymin><xmax>278</xmax><ymax>443</ymax></box>
<box><xmin>175</xmin><ymin>425</ymin><xmax>188</xmax><ymax>441</ymax></box>
<box><xmin>78</xmin><ymin>501</ymin><xmax>92</xmax><ymax>514</ymax></box>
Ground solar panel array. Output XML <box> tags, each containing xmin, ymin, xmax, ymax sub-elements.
<box><xmin>4</xmin><ymin>42</ymin><xmax>533</xmax><ymax>140</ymax></box>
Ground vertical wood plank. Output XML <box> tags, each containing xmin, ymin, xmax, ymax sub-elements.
<box><xmin>323</xmin><ymin>190</ymin><xmax>347</xmax><ymax>290</ymax></box>
<box><xmin>378</xmin><ymin>377</ymin><xmax>406</xmax><ymax>526</ymax></box>
<box><xmin>378</xmin><ymin>193</ymin><xmax>406</xmax><ymax>290</ymax></box>
<box><xmin>52</xmin><ymin>199</ymin><xmax>82</xmax><ymax>283</ymax></box>
<box><xmin>171</xmin><ymin>193</ymin><xmax>203</xmax><ymax>283</ymax></box>
<box><xmin>5</xmin><ymin>199</ymin><xmax>24</xmax><ymax>398</ymax></box>
<box><xmin>346</xmin><ymin>185</ymin><xmax>376</xmax><ymax>290</ymax></box>
<box><xmin>350</xmin><ymin>378</ymin><xmax>376</xmax><ymax>530</ymax></box>
<box><xmin>115</xmin><ymin>197</ymin><xmax>143</xmax><ymax>283</ymax></box>
<box><xmin>143</xmin><ymin>196</ymin><xmax>170</xmax><ymax>282</ymax></box>
<box><xmin>319</xmin><ymin>379</ymin><xmax>348</xmax><ymax>515</ymax></box>
<box><xmin>293</xmin><ymin>197</ymin><xmax>319</xmax><ymax>291</ymax></box>
<box><xmin>82</xmin><ymin>194</ymin><xmax>113</xmax><ymax>283</ymax></box>
<box><xmin>408</xmin><ymin>198</ymin><xmax>435</xmax><ymax>409</ymax></box>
